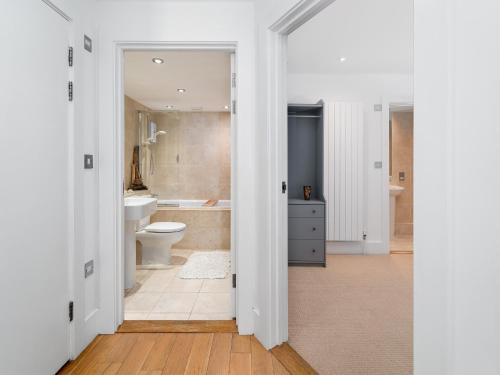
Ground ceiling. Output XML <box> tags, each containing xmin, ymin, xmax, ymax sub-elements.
<box><xmin>124</xmin><ymin>51</ymin><xmax>231</xmax><ymax>112</ymax></box>
<box><xmin>288</xmin><ymin>0</ymin><xmax>413</xmax><ymax>75</ymax></box>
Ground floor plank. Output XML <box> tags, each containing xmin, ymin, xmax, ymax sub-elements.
<box><xmin>250</xmin><ymin>336</ymin><xmax>274</xmax><ymax>375</ymax></box>
<box><xmin>271</xmin><ymin>343</ymin><xmax>317</xmax><ymax>375</ymax></box>
<box><xmin>102</xmin><ymin>362</ymin><xmax>122</xmax><ymax>375</ymax></box>
<box><xmin>118</xmin><ymin>320</ymin><xmax>237</xmax><ymax>333</ymax></box>
<box><xmin>117</xmin><ymin>334</ymin><xmax>157</xmax><ymax>374</ymax></box>
<box><xmin>141</xmin><ymin>334</ymin><xmax>176</xmax><ymax>371</ymax></box>
<box><xmin>206</xmin><ymin>333</ymin><xmax>232</xmax><ymax>375</ymax></box>
<box><xmin>231</xmin><ymin>333</ymin><xmax>251</xmax><ymax>353</ymax></box>
<box><xmin>162</xmin><ymin>334</ymin><xmax>195</xmax><ymax>374</ymax></box>
<box><xmin>57</xmin><ymin>335</ymin><xmax>103</xmax><ymax>374</ymax></box>
<box><xmin>184</xmin><ymin>333</ymin><xmax>214</xmax><ymax>374</ymax></box>
<box><xmin>229</xmin><ymin>352</ymin><xmax>251</xmax><ymax>375</ymax></box>
<box><xmin>271</xmin><ymin>357</ymin><xmax>290</xmax><ymax>375</ymax></box>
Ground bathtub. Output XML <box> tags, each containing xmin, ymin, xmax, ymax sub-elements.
<box><xmin>151</xmin><ymin>199</ymin><xmax>231</xmax><ymax>249</ymax></box>
<box><xmin>157</xmin><ymin>199</ymin><xmax>231</xmax><ymax>209</ymax></box>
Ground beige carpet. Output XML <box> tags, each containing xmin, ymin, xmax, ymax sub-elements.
<box><xmin>288</xmin><ymin>254</ymin><xmax>413</xmax><ymax>375</ymax></box>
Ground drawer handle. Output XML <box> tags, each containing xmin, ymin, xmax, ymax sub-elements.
<box><xmin>312</xmin><ymin>227</ymin><xmax>316</xmax><ymax>231</ymax></box>
<box><xmin>312</xmin><ymin>209</ymin><xmax>316</xmax><ymax>214</ymax></box>
<box><xmin>312</xmin><ymin>249</ymin><xmax>316</xmax><ymax>253</ymax></box>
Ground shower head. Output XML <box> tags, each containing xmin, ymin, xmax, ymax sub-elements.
<box><xmin>155</xmin><ymin>130</ymin><xmax>167</xmax><ymax>136</ymax></box>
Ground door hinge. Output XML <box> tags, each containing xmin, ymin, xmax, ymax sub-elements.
<box><xmin>363</xmin><ymin>231</ymin><xmax>367</xmax><ymax>240</ymax></box>
<box><xmin>68</xmin><ymin>46</ymin><xmax>73</xmax><ymax>67</ymax></box>
<box><xmin>282</xmin><ymin>181</ymin><xmax>287</xmax><ymax>194</ymax></box>
<box><xmin>68</xmin><ymin>81</ymin><xmax>73</xmax><ymax>101</ymax></box>
<box><xmin>232</xmin><ymin>100</ymin><xmax>236</xmax><ymax>115</ymax></box>
<box><xmin>69</xmin><ymin>301</ymin><xmax>74</xmax><ymax>322</ymax></box>
<box><xmin>232</xmin><ymin>73</ymin><xmax>236</xmax><ymax>88</ymax></box>
<box><xmin>232</xmin><ymin>274</ymin><xmax>236</xmax><ymax>288</ymax></box>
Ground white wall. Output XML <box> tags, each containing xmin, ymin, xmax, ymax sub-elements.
<box><xmin>96</xmin><ymin>0</ymin><xmax>257</xmax><ymax>335</ymax></box>
<box><xmin>415</xmin><ymin>0</ymin><xmax>500</xmax><ymax>374</ymax></box>
<box><xmin>288</xmin><ymin>73</ymin><xmax>412</xmax><ymax>253</ymax></box>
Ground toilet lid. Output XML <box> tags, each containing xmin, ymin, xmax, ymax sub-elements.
<box><xmin>145</xmin><ymin>222</ymin><xmax>186</xmax><ymax>233</ymax></box>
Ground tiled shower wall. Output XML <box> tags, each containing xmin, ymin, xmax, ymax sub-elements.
<box><xmin>149</xmin><ymin>112</ymin><xmax>231</xmax><ymax>200</ymax></box>
<box><xmin>391</xmin><ymin>111</ymin><xmax>414</xmax><ymax>235</ymax></box>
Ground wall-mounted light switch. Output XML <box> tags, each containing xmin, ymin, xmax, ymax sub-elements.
<box><xmin>84</xmin><ymin>154</ymin><xmax>93</xmax><ymax>169</ymax></box>
<box><xmin>374</xmin><ymin>161</ymin><xmax>383</xmax><ymax>169</ymax></box>
<box><xmin>374</xmin><ymin>104</ymin><xmax>382</xmax><ymax>112</ymax></box>
<box><xmin>84</xmin><ymin>260</ymin><xmax>94</xmax><ymax>278</ymax></box>
<box><xmin>399</xmin><ymin>171</ymin><xmax>405</xmax><ymax>181</ymax></box>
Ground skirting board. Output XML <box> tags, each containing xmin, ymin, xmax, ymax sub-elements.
<box><xmin>326</xmin><ymin>241</ymin><xmax>389</xmax><ymax>255</ymax></box>
<box><xmin>327</xmin><ymin>241</ymin><xmax>363</xmax><ymax>254</ymax></box>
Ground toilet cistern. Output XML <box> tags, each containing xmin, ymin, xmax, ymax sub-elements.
<box><xmin>124</xmin><ymin>196</ymin><xmax>157</xmax><ymax>289</ymax></box>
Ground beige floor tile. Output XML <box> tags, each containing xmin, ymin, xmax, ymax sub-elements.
<box><xmin>200</xmin><ymin>278</ymin><xmax>232</xmax><ymax>293</ymax></box>
<box><xmin>147</xmin><ymin>312</ymin><xmax>190</xmax><ymax>320</ymax></box>
<box><xmin>152</xmin><ymin>293</ymin><xmax>198</xmax><ymax>313</ymax></box>
<box><xmin>124</xmin><ymin>292</ymin><xmax>162</xmax><ymax>312</ymax></box>
<box><xmin>124</xmin><ymin>312</ymin><xmax>149</xmax><ymax>320</ymax></box>
<box><xmin>189</xmin><ymin>313</ymin><xmax>233</xmax><ymax>320</ymax></box>
<box><xmin>137</xmin><ymin>270</ymin><xmax>177</xmax><ymax>293</ymax></box>
<box><xmin>164</xmin><ymin>278</ymin><xmax>203</xmax><ymax>293</ymax></box>
<box><xmin>192</xmin><ymin>293</ymin><xmax>231</xmax><ymax>314</ymax></box>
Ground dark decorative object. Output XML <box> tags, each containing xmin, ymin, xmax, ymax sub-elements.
<box><xmin>130</xmin><ymin>145</ymin><xmax>148</xmax><ymax>190</ymax></box>
<box><xmin>303</xmin><ymin>185</ymin><xmax>312</xmax><ymax>200</ymax></box>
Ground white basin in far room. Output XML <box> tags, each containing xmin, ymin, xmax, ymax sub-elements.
<box><xmin>125</xmin><ymin>196</ymin><xmax>157</xmax><ymax>221</ymax></box>
<box><xmin>124</xmin><ymin>196</ymin><xmax>158</xmax><ymax>289</ymax></box>
<box><xmin>389</xmin><ymin>185</ymin><xmax>405</xmax><ymax>239</ymax></box>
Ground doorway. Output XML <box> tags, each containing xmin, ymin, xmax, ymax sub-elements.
<box><xmin>119</xmin><ymin>48</ymin><xmax>237</xmax><ymax>322</ymax></box>
<box><xmin>389</xmin><ymin>104</ymin><xmax>414</xmax><ymax>254</ymax></box>
<box><xmin>266</xmin><ymin>0</ymin><xmax>414</xmax><ymax>372</ymax></box>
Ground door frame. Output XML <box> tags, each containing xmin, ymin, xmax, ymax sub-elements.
<box><xmin>264</xmin><ymin>0</ymin><xmax>336</xmax><ymax>347</ymax></box>
<box><xmin>112</xmin><ymin>42</ymin><xmax>239</xmax><ymax>326</ymax></box>
<box><xmin>382</xmin><ymin>97</ymin><xmax>414</xmax><ymax>252</ymax></box>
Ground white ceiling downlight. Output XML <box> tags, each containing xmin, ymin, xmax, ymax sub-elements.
<box><xmin>177</xmin><ymin>88</ymin><xmax>186</xmax><ymax>94</ymax></box>
<box><xmin>152</xmin><ymin>57</ymin><xmax>164</xmax><ymax>64</ymax></box>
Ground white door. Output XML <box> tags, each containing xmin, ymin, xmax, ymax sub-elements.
<box><xmin>230</xmin><ymin>52</ymin><xmax>236</xmax><ymax>318</ymax></box>
<box><xmin>0</xmin><ymin>1</ymin><xmax>71</xmax><ymax>373</ymax></box>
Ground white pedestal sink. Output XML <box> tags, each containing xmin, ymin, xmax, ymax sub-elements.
<box><xmin>390</xmin><ymin>185</ymin><xmax>405</xmax><ymax>239</ymax></box>
<box><xmin>124</xmin><ymin>196</ymin><xmax>157</xmax><ymax>289</ymax></box>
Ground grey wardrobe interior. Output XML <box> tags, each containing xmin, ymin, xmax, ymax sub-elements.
<box><xmin>288</xmin><ymin>104</ymin><xmax>326</xmax><ymax>267</ymax></box>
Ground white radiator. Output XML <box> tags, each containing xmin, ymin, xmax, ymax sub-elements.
<box><xmin>327</xmin><ymin>102</ymin><xmax>364</xmax><ymax>241</ymax></box>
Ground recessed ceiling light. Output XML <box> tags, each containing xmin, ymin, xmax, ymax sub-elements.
<box><xmin>177</xmin><ymin>88</ymin><xmax>186</xmax><ymax>94</ymax></box>
<box><xmin>224</xmin><ymin>105</ymin><xmax>230</xmax><ymax>110</ymax></box>
<box><xmin>152</xmin><ymin>57</ymin><xmax>164</xmax><ymax>64</ymax></box>
<box><xmin>339</xmin><ymin>57</ymin><xmax>347</xmax><ymax>63</ymax></box>
<box><xmin>165</xmin><ymin>105</ymin><xmax>174</xmax><ymax>109</ymax></box>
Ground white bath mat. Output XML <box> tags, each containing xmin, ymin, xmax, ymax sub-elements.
<box><xmin>178</xmin><ymin>251</ymin><xmax>230</xmax><ymax>279</ymax></box>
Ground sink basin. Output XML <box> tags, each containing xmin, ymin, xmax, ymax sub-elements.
<box><xmin>390</xmin><ymin>185</ymin><xmax>405</xmax><ymax>197</ymax></box>
<box><xmin>124</xmin><ymin>196</ymin><xmax>157</xmax><ymax>289</ymax></box>
<box><xmin>124</xmin><ymin>197</ymin><xmax>157</xmax><ymax>221</ymax></box>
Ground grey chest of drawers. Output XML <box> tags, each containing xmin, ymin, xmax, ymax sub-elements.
<box><xmin>288</xmin><ymin>199</ymin><xmax>326</xmax><ymax>267</ymax></box>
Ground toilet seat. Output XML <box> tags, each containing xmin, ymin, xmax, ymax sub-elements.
<box><xmin>144</xmin><ymin>222</ymin><xmax>186</xmax><ymax>233</ymax></box>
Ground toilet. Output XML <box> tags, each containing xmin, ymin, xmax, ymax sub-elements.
<box><xmin>136</xmin><ymin>220</ymin><xmax>186</xmax><ymax>266</ymax></box>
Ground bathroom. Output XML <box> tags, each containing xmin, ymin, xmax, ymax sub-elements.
<box><xmin>122</xmin><ymin>51</ymin><xmax>233</xmax><ymax>321</ymax></box>
<box><xmin>389</xmin><ymin>104</ymin><xmax>414</xmax><ymax>253</ymax></box>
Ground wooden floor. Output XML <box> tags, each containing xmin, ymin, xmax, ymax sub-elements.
<box><xmin>59</xmin><ymin>333</ymin><xmax>294</xmax><ymax>375</ymax></box>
